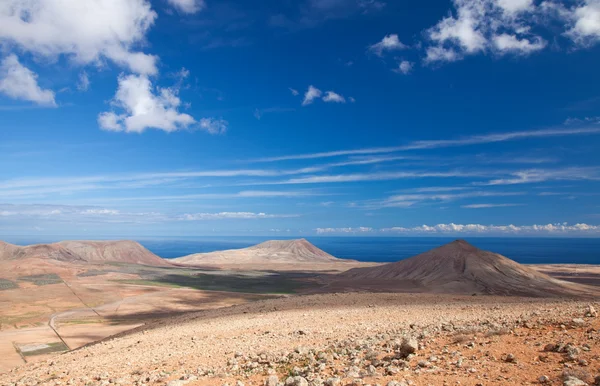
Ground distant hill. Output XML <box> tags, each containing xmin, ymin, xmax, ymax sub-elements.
<box><xmin>0</xmin><ymin>240</ymin><xmax>169</xmax><ymax>267</ymax></box>
<box><xmin>172</xmin><ymin>239</ymin><xmax>368</xmax><ymax>271</ymax></box>
<box><xmin>330</xmin><ymin>239</ymin><xmax>594</xmax><ymax>297</ymax></box>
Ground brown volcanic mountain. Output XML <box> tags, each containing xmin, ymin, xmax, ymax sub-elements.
<box><xmin>173</xmin><ymin>239</ymin><xmax>367</xmax><ymax>271</ymax></box>
<box><xmin>0</xmin><ymin>240</ymin><xmax>169</xmax><ymax>267</ymax></box>
<box><xmin>332</xmin><ymin>240</ymin><xmax>594</xmax><ymax>297</ymax></box>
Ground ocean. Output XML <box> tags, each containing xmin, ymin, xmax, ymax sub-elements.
<box><xmin>132</xmin><ymin>236</ymin><xmax>600</xmax><ymax>265</ymax></box>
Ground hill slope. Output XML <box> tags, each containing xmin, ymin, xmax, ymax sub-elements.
<box><xmin>0</xmin><ymin>240</ymin><xmax>169</xmax><ymax>267</ymax></box>
<box><xmin>332</xmin><ymin>239</ymin><xmax>593</xmax><ymax>297</ymax></box>
<box><xmin>173</xmin><ymin>239</ymin><xmax>367</xmax><ymax>271</ymax></box>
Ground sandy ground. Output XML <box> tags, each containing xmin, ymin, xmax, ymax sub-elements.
<box><xmin>2</xmin><ymin>293</ymin><xmax>600</xmax><ymax>385</ymax></box>
<box><xmin>2</xmin><ymin>262</ymin><xmax>600</xmax><ymax>383</ymax></box>
<box><xmin>0</xmin><ymin>267</ymin><xmax>277</xmax><ymax>373</ymax></box>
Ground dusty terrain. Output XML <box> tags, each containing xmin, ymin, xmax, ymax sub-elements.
<box><xmin>173</xmin><ymin>239</ymin><xmax>377</xmax><ymax>272</ymax></box>
<box><xmin>2</xmin><ymin>238</ymin><xmax>600</xmax><ymax>385</ymax></box>
<box><xmin>3</xmin><ymin>293</ymin><xmax>600</xmax><ymax>386</ymax></box>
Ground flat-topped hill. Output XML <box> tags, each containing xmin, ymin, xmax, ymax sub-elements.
<box><xmin>0</xmin><ymin>240</ymin><xmax>169</xmax><ymax>267</ymax></box>
<box><xmin>172</xmin><ymin>238</ymin><xmax>372</xmax><ymax>271</ymax></box>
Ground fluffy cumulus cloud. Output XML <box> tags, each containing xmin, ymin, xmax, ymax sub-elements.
<box><xmin>167</xmin><ymin>0</ymin><xmax>205</xmax><ymax>14</ymax></box>
<box><xmin>0</xmin><ymin>0</ymin><xmax>158</xmax><ymax>74</ymax></box>
<box><xmin>322</xmin><ymin>91</ymin><xmax>346</xmax><ymax>103</ymax></box>
<box><xmin>546</xmin><ymin>0</ymin><xmax>600</xmax><ymax>45</ymax></box>
<box><xmin>368</xmin><ymin>34</ymin><xmax>407</xmax><ymax>56</ymax></box>
<box><xmin>0</xmin><ymin>54</ymin><xmax>56</xmax><ymax>106</ymax></box>
<box><xmin>302</xmin><ymin>86</ymin><xmax>348</xmax><ymax>106</ymax></box>
<box><xmin>424</xmin><ymin>0</ymin><xmax>546</xmax><ymax>63</ymax></box>
<box><xmin>394</xmin><ymin>60</ymin><xmax>413</xmax><ymax>74</ymax></box>
<box><xmin>302</xmin><ymin>85</ymin><xmax>322</xmax><ymax>106</ymax></box>
<box><xmin>98</xmin><ymin>74</ymin><xmax>196</xmax><ymax>133</ymax></box>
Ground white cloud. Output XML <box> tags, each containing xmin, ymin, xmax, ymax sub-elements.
<box><xmin>380</xmin><ymin>222</ymin><xmax>600</xmax><ymax>235</ymax></box>
<box><xmin>493</xmin><ymin>34</ymin><xmax>546</xmax><ymax>54</ymax></box>
<box><xmin>302</xmin><ymin>85</ymin><xmax>322</xmax><ymax>106</ymax></box>
<box><xmin>0</xmin><ymin>54</ymin><xmax>56</xmax><ymax>106</ymax></box>
<box><xmin>379</xmin><ymin>190</ymin><xmax>523</xmax><ymax>208</ymax></box>
<box><xmin>167</xmin><ymin>0</ymin><xmax>205</xmax><ymax>14</ymax></box>
<box><xmin>368</xmin><ymin>34</ymin><xmax>407</xmax><ymax>56</ymax></box>
<box><xmin>497</xmin><ymin>0</ymin><xmax>534</xmax><ymax>13</ymax></box>
<box><xmin>199</xmin><ymin>118</ymin><xmax>228</xmax><ymax>134</ymax></box>
<box><xmin>482</xmin><ymin>167</ymin><xmax>600</xmax><ymax>185</ymax></box>
<box><xmin>180</xmin><ymin>212</ymin><xmax>297</xmax><ymax>220</ymax></box>
<box><xmin>425</xmin><ymin>46</ymin><xmax>461</xmax><ymax>63</ymax></box>
<box><xmin>0</xmin><ymin>204</ymin><xmax>298</xmax><ymax>224</ymax></box>
<box><xmin>253</xmin><ymin>127</ymin><xmax>600</xmax><ymax>162</ymax></box>
<box><xmin>98</xmin><ymin>74</ymin><xmax>195</xmax><ymax>133</ymax></box>
<box><xmin>0</xmin><ymin>0</ymin><xmax>158</xmax><ymax>74</ymax></box>
<box><xmin>424</xmin><ymin>0</ymin><xmax>545</xmax><ymax>63</ymax></box>
<box><xmin>316</xmin><ymin>227</ymin><xmax>373</xmax><ymax>234</ymax></box>
<box><xmin>289</xmin><ymin>87</ymin><xmax>299</xmax><ymax>96</ymax></box>
<box><xmin>270</xmin><ymin>170</ymin><xmax>486</xmax><ymax>185</ymax></box>
<box><xmin>394</xmin><ymin>60</ymin><xmax>413</xmax><ymax>74</ymax></box>
<box><xmin>349</xmin><ymin>97</ymin><xmax>356</xmax><ymax>103</ymax></box>
<box><xmin>322</xmin><ymin>91</ymin><xmax>346</xmax><ymax>103</ymax></box>
<box><xmin>77</xmin><ymin>71</ymin><xmax>90</xmax><ymax>91</ymax></box>
<box><xmin>461</xmin><ymin>203</ymin><xmax>523</xmax><ymax>208</ymax></box>
<box><xmin>566</xmin><ymin>0</ymin><xmax>600</xmax><ymax>44</ymax></box>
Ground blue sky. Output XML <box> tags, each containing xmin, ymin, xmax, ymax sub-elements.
<box><xmin>1</xmin><ymin>0</ymin><xmax>600</xmax><ymax>238</ymax></box>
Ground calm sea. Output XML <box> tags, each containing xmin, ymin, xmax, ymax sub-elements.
<box><xmin>134</xmin><ymin>237</ymin><xmax>600</xmax><ymax>265</ymax></box>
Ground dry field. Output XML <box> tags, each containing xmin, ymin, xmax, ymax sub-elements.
<box><xmin>3</xmin><ymin>293</ymin><xmax>600</xmax><ymax>386</ymax></box>
<box><xmin>0</xmin><ymin>261</ymin><xmax>292</xmax><ymax>373</ymax></box>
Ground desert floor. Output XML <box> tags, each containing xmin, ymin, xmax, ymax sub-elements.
<box><xmin>1</xmin><ymin>263</ymin><xmax>600</xmax><ymax>384</ymax></box>
<box><xmin>2</xmin><ymin>292</ymin><xmax>600</xmax><ymax>386</ymax></box>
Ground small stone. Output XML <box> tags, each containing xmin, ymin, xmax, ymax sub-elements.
<box><xmin>585</xmin><ymin>305</ymin><xmax>597</xmax><ymax>318</ymax></box>
<box><xmin>572</xmin><ymin>318</ymin><xmax>586</xmax><ymax>327</ymax></box>
<box><xmin>399</xmin><ymin>336</ymin><xmax>418</xmax><ymax>358</ymax></box>
<box><xmin>264</xmin><ymin>375</ymin><xmax>279</xmax><ymax>386</ymax></box>
<box><xmin>538</xmin><ymin>375</ymin><xmax>550</xmax><ymax>383</ymax></box>
<box><xmin>324</xmin><ymin>377</ymin><xmax>341</xmax><ymax>386</ymax></box>
<box><xmin>504</xmin><ymin>353</ymin><xmax>516</xmax><ymax>363</ymax></box>
<box><xmin>563</xmin><ymin>376</ymin><xmax>588</xmax><ymax>386</ymax></box>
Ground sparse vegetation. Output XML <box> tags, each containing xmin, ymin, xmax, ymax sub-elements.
<box><xmin>18</xmin><ymin>274</ymin><xmax>62</xmax><ymax>286</ymax></box>
<box><xmin>19</xmin><ymin>342</ymin><xmax>68</xmax><ymax>357</ymax></box>
<box><xmin>0</xmin><ymin>279</ymin><xmax>18</xmax><ymax>290</ymax></box>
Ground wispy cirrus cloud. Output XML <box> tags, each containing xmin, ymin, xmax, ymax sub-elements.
<box><xmin>461</xmin><ymin>203</ymin><xmax>523</xmax><ymax>208</ymax></box>
<box><xmin>180</xmin><ymin>212</ymin><xmax>298</xmax><ymax>220</ymax></box>
<box><xmin>368</xmin><ymin>189</ymin><xmax>524</xmax><ymax>208</ymax></box>
<box><xmin>481</xmin><ymin>167</ymin><xmax>600</xmax><ymax>185</ymax></box>
<box><xmin>252</xmin><ymin>127</ymin><xmax>600</xmax><ymax>162</ymax></box>
<box><xmin>0</xmin><ymin>203</ymin><xmax>295</xmax><ymax>223</ymax></box>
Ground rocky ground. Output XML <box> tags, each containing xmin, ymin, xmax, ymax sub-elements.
<box><xmin>3</xmin><ymin>293</ymin><xmax>600</xmax><ymax>386</ymax></box>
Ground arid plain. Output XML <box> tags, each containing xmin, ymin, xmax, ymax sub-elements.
<box><xmin>1</xmin><ymin>239</ymin><xmax>600</xmax><ymax>386</ymax></box>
